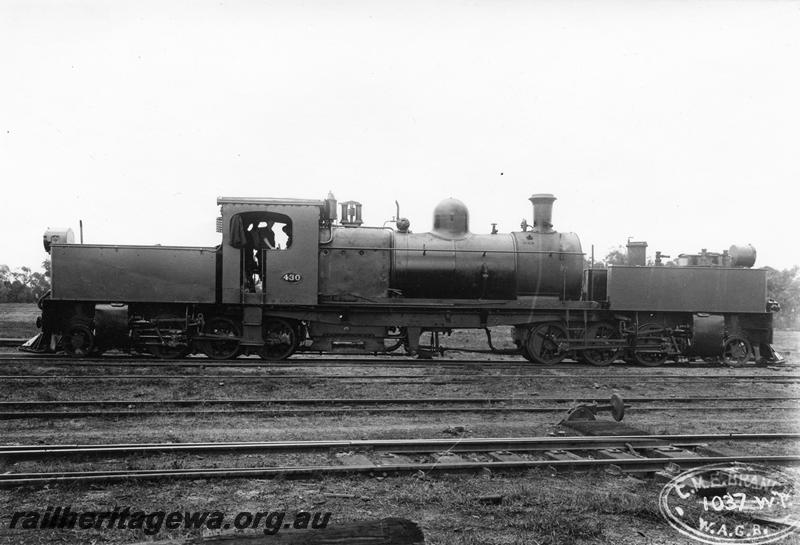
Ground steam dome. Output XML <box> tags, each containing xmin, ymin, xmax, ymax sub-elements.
<box><xmin>432</xmin><ymin>198</ymin><xmax>469</xmax><ymax>238</ymax></box>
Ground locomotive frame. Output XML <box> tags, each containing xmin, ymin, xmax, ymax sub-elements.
<box><xmin>26</xmin><ymin>192</ymin><xmax>781</xmax><ymax>366</ymax></box>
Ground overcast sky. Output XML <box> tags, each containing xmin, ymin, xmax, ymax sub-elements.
<box><xmin>2</xmin><ymin>0</ymin><xmax>798</xmax><ymax>272</ymax></box>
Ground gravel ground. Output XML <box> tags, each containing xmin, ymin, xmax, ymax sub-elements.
<box><xmin>1</xmin><ymin>303</ymin><xmax>799</xmax><ymax>545</ymax></box>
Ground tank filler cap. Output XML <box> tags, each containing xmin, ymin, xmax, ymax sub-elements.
<box><xmin>432</xmin><ymin>198</ymin><xmax>470</xmax><ymax>239</ymax></box>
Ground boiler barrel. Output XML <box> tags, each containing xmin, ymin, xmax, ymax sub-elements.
<box><xmin>392</xmin><ymin>233</ymin><xmax>517</xmax><ymax>299</ymax></box>
<box><xmin>391</xmin><ymin>230</ymin><xmax>584</xmax><ymax>300</ymax></box>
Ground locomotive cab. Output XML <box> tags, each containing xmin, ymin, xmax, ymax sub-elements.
<box><xmin>218</xmin><ymin>197</ymin><xmax>322</xmax><ymax>306</ymax></box>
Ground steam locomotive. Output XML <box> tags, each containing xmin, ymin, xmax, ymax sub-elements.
<box><xmin>23</xmin><ymin>193</ymin><xmax>781</xmax><ymax>366</ymax></box>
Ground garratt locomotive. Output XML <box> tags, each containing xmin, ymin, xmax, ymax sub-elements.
<box><xmin>24</xmin><ymin>193</ymin><xmax>781</xmax><ymax>365</ymax></box>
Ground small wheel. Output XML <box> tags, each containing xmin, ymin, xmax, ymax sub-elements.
<box><xmin>198</xmin><ymin>317</ymin><xmax>241</xmax><ymax>360</ymax></box>
<box><xmin>633</xmin><ymin>323</ymin><xmax>668</xmax><ymax>367</ymax></box>
<box><xmin>513</xmin><ymin>326</ymin><xmax>534</xmax><ymax>361</ymax></box>
<box><xmin>260</xmin><ymin>318</ymin><xmax>297</xmax><ymax>361</ymax></box>
<box><xmin>525</xmin><ymin>323</ymin><xmax>568</xmax><ymax>364</ymax></box>
<box><xmin>583</xmin><ymin>322</ymin><xmax>621</xmax><ymax>367</ymax></box>
<box><xmin>722</xmin><ymin>336</ymin><xmax>752</xmax><ymax>366</ymax></box>
<box><xmin>64</xmin><ymin>324</ymin><xmax>94</xmax><ymax>357</ymax></box>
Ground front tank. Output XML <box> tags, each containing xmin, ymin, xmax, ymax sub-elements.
<box><xmin>390</xmin><ymin>195</ymin><xmax>583</xmax><ymax>300</ymax></box>
<box><xmin>512</xmin><ymin>230</ymin><xmax>583</xmax><ymax>299</ymax></box>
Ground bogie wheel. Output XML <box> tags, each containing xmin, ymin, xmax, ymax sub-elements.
<box><xmin>260</xmin><ymin>318</ymin><xmax>297</xmax><ymax>361</ymax></box>
<box><xmin>525</xmin><ymin>323</ymin><xmax>568</xmax><ymax>364</ymax></box>
<box><xmin>520</xmin><ymin>347</ymin><xmax>534</xmax><ymax>362</ymax></box>
<box><xmin>64</xmin><ymin>324</ymin><xmax>94</xmax><ymax>357</ymax></box>
<box><xmin>518</xmin><ymin>339</ymin><xmax>535</xmax><ymax>362</ymax></box>
<box><xmin>513</xmin><ymin>326</ymin><xmax>534</xmax><ymax>362</ymax></box>
<box><xmin>582</xmin><ymin>322</ymin><xmax>622</xmax><ymax>367</ymax></box>
<box><xmin>198</xmin><ymin>317</ymin><xmax>241</xmax><ymax>360</ymax></box>
<box><xmin>633</xmin><ymin>323</ymin><xmax>668</xmax><ymax>367</ymax></box>
<box><xmin>722</xmin><ymin>336</ymin><xmax>752</xmax><ymax>367</ymax></box>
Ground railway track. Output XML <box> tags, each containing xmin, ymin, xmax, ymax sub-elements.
<box><xmin>2</xmin><ymin>433</ymin><xmax>798</xmax><ymax>487</ymax></box>
<box><xmin>4</xmin><ymin>433</ymin><xmax>797</xmax><ymax>459</ymax></box>
<box><xmin>4</xmin><ymin>395</ymin><xmax>799</xmax><ymax>405</ymax></box>
<box><xmin>3</xmin><ymin>353</ymin><xmax>795</xmax><ymax>370</ymax></box>
<box><xmin>1</xmin><ymin>395</ymin><xmax>797</xmax><ymax>419</ymax></box>
<box><xmin>1</xmin><ymin>372</ymin><xmax>798</xmax><ymax>384</ymax></box>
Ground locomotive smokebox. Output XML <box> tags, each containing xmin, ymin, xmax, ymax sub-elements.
<box><xmin>529</xmin><ymin>194</ymin><xmax>556</xmax><ymax>233</ymax></box>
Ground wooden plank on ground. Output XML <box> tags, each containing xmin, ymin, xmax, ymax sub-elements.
<box><xmin>375</xmin><ymin>452</ymin><xmax>414</xmax><ymax>465</ymax></box>
<box><xmin>434</xmin><ymin>454</ymin><xmax>467</xmax><ymax>464</ymax></box>
<box><xmin>488</xmin><ymin>451</ymin><xmax>527</xmax><ymax>462</ymax></box>
<box><xmin>639</xmin><ymin>446</ymin><xmax>696</xmax><ymax>459</ymax></box>
<box><xmin>544</xmin><ymin>450</ymin><xmax>584</xmax><ymax>461</ymax></box>
<box><xmin>594</xmin><ymin>448</ymin><xmax>641</xmax><ymax>460</ymax></box>
<box><xmin>336</xmin><ymin>453</ymin><xmax>375</xmax><ymax>466</ymax></box>
<box><xmin>561</xmin><ymin>420</ymin><xmax>650</xmax><ymax>436</ymax></box>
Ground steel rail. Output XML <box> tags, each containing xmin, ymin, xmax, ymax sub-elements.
<box><xmin>0</xmin><ymin>372</ymin><xmax>797</xmax><ymax>381</ymax></box>
<box><xmin>1</xmin><ymin>405</ymin><xmax>798</xmax><ymax>419</ymax></box>
<box><xmin>2</xmin><ymin>433</ymin><xmax>797</xmax><ymax>459</ymax></box>
<box><xmin>3</xmin><ymin>455</ymin><xmax>800</xmax><ymax>487</ymax></box>
<box><xmin>4</xmin><ymin>353</ymin><xmax>793</xmax><ymax>370</ymax></box>
<box><xmin>2</xmin><ymin>395</ymin><xmax>798</xmax><ymax>406</ymax></box>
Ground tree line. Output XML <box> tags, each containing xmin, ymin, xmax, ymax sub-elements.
<box><xmin>0</xmin><ymin>261</ymin><xmax>51</xmax><ymax>303</ymax></box>
<box><xmin>1</xmin><ymin>258</ymin><xmax>798</xmax><ymax>329</ymax></box>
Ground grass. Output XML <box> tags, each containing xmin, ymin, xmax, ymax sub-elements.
<box><xmin>0</xmin><ymin>302</ymin><xmax>39</xmax><ymax>338</ymax></box>
<box><xmin>0</xmin><ymin>469</ymin><xmax>669</xmax><ymax>545</ymax></box>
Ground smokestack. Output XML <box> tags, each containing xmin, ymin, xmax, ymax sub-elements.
<box><xmin>529</xmin><ymin>194</ymin><xmax>556</xmax><ymax>233</ymax></box>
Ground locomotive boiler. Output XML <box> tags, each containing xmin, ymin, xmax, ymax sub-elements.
<box><xmin>319</xmin><ymin>194</ymin><xmax>583</xmax><ymax>302</ymax></box>
<box><xmin>25</xmin><ymin>191</ymin><xmax>782</xmax><ymax>366</ymax></box>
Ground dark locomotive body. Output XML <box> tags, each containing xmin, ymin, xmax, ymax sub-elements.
<box><xmin>25</xmin><ymin>193</ymin><xmax>781</xmax><ymax>366</ymax></box>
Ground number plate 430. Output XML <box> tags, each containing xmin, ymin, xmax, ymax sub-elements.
<box><xmin>281</xmin><ymin>272</ymin><xmax>303</xmax><ymax>283</ymax></box>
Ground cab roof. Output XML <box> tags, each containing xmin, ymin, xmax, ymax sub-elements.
<box><xmin>217</xmin><ymin>197</ymin><xmax>325</xmax><ymax>206</ymax></box>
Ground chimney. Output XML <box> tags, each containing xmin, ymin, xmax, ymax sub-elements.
<box><xmin>529</xmin><ymin>194</ymin><xmax>556</xmax><ymax>233</ymax></box>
